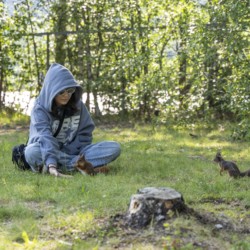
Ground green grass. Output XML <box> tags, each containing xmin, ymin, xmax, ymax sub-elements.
<box><xmin>0</xmin><ymin>107</ymin><xmax>29</xmax><ymax>128</ymax></box>
<box><xmin>0</xmin><ymin>114</ymin><xmax>250</xmax><ymax>249</ymax></box>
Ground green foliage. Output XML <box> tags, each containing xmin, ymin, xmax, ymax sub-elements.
<box><xmin>230</xmin><ymin>118</ymin><xmax>250</xmax><ymax>141</ymax></box>
<box><xmin>1</xmin><ymin>0</ymin><xmax>250</xmax><ymax>126</ymax></box>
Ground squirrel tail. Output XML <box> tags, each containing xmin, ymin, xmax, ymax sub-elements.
<box><xmin>240</xmin><ymin>169</ymin><xmax>250</xmax><ymax>177</ymax></box>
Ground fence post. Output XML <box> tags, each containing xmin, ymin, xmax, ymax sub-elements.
<box><xmin>46</xmin><ymin>33</ymin><xmax>50</xmax><ymax>70</ymax></box>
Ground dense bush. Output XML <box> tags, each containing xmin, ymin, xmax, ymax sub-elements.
<box><xmin>1</xmin><ymin>0</ymin><xmax>249</xmax><ymax>137</ymax></box>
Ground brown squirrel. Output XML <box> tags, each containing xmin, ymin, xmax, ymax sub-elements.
<box><xmin>75</xmin><ymin>155</ymin><xmax>110</xmax><ymax>175</ymax></box>
<box><xmin>75</xmin><ymin>155</ymin><xmax>96</xmax><ymax>176</ymax></box>
<box><xmin>94</xmin><ymin>165</ymin><xmax>110</xmax><ymax>174</ymax></box>
<box><xmin>213</xmin><ymin>152</ymin><xmax>250</xmax><ymax>178</ymax></box>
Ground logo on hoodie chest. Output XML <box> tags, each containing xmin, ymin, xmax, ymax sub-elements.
<box><xmin>52</xmin><ymin>115</ymin><xmax>80</xmax><ymax>144</ymax></box>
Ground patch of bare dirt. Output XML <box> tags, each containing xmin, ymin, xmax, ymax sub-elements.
<box><xmin>0</xmin><ymin>126</ymin><xmax>29</xmax><ymax>134</ymax></box>
<box><xmin>25</xmin><ymin>199</ymin><xmax>249</xmax><ymax>249</ymax></box>
<box><xmin>96</xmin><ymin>201</ymin><xmax>250</xmax><ymax>249</ymax></box>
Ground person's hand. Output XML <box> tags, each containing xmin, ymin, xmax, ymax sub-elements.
<box><xmin>48</xmin><ymin>165</ymin><xmax>72</xmax><ymax>178</ymax></box>
<box><xmin>48</xmin><ymin>165</ymin><xmax>59</xmax><ymax>176</ymax></box>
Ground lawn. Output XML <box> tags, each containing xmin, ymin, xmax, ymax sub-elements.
<box><xmin>0</xmin><ymin>114</ymin><xmax>250</xmax><ymax>249</ymax></box>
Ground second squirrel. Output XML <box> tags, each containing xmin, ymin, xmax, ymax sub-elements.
<box><xmin>213</xmin><ymin>152</ymin><xmax>250</xmax><ymax>178</ymax></box>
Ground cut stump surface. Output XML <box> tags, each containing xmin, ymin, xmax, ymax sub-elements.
<box><xmin>126</xmin><ymin>187</ymin><xmax>186</xmax><ymax>228</ymax></box>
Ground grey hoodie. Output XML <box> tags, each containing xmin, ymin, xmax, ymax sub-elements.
<box><xmin>28</xmin><ymin>63</ymin><xmax>95</xmax><ymax>167</ymax></box>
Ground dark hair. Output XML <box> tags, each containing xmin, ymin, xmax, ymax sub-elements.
<box><xmin>51</xmin><ymin>93</ymin><xmax>79</xmax><ymax>118</ymax></box>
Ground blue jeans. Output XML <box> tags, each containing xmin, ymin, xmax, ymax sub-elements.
<box><xmin>24</xmin><ymin>141</ymin><xmax>121</xmax><ymax>172</ymax></box>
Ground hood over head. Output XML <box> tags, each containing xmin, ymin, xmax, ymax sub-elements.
<box><xmin>37</xmin><ymin>63</ymin><xmax>83</xmax><ymax>111</ymax></box>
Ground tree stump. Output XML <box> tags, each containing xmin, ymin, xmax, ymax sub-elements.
<box><xmin>125</xmin><ymin>187</ymin><xmax>186</xmax><ymax>228</ymax></box>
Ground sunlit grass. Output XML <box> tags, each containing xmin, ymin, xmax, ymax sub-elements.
<box><xmin>0</xmin><ymin>113</ymin><xmax>250</xmax><ymax>248</ymax></box>
<box><xmin>0</xmin><ymin>108</ymin><xmax>29</xmax><ymax>128</ymax></box>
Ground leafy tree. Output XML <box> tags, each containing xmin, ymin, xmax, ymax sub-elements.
<box><xmin>1</xmin><ymin>0</ymin><xmax>250</xmax><ymax>131</ymax></box>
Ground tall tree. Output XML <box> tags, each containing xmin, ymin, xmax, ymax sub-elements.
<box><xmin>52</xmin><ymin>0</ymin><xmax>68</xmax><ymax>65</ymax></box>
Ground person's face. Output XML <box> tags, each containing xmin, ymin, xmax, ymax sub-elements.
<box><xmin>54</xmin><ymin>88</ymin><xmax>76</xmax><ymax>106</ymax></box>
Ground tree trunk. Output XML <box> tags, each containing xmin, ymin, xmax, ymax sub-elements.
<box><xmin>178</xmin><ymin>26</ymin><xmax>190</xmax><ymax>109</ymax></box>
<box><xmin>25</xmin><ymin>0</ymin><xmax>40</xmax><ymax>92</ymax></box>
<box><xmin>54</xmin><ymin>0</ymin><xmax>67</xmax><ymax>65</ymax></box>
<box><xmin>0</xmin><ymin>41</ymin><xmax>3</xmax><ymax>110</ymax></box>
